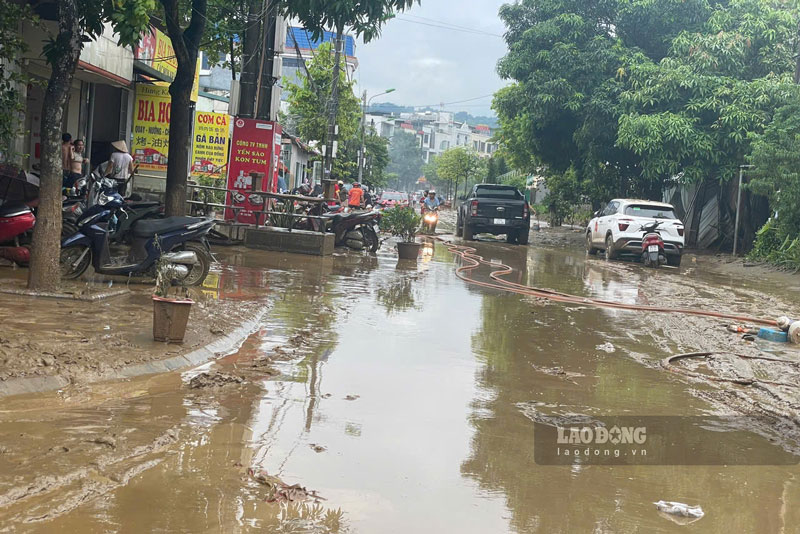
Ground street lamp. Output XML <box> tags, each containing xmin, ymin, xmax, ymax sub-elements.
<box><xmin>733</xmin><ymin>164</ymin><xmax>755</xmax><ymax>256</ymax></box>
<box><xmin>358</xmin><ymin>88</ymin><xmax>396</xmax><ymax>183</ymax></box>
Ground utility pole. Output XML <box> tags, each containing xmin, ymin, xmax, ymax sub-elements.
<box><xmin>358</xmin><ymin>88</ymin><xmax>395</xmax><ymax>183</ymax></box>
<box><xmin>238</xmin><ymin>0</ymin><xmax>263</xmax><ymax>118</ymax></box>
<box><xmin>322</xmin><ymin>25</ymin><xmax>345</xmax><ymax>200</ymax></box>
<box><xmin>255</xmin><ymin>0</ymin><xmax>278</xmax><ymax>120</ymax></box>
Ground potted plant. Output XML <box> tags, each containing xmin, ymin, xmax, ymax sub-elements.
<box><xmin>152</xmin><ymin>255</ymin><xmax>194</xmax><ymax>343</ymax></box>
<box><xmin>380</xmin><ymin>206</ymin><xmax>422</xmax><ymax>260</ymax></box>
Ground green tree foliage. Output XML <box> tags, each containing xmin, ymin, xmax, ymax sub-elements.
<box><xmin>0</xmin><ymin>4</ymin><xmax>36</xmax><ymax>160</ymax></box>
<box><xmin>363</xmin><ymin>130</ymin><xmax>390</xmax><ymax>187</ymax></box>
<box><xmin>281</xmin><ymin>0</ymin><xmax>418</xmax><ymax>43</ymax></box>
<box><xmin>435</xmin><ymin>147</ymin><xmax>483</xmax><ymax>200</ymax></box>
<box><xmin>387</xmin><ymin>131</ymin><xmax>425</xmax><ymax>190</ymax></box>
<box><xmin>285</xmin><ymin>42</ymin><xmax>361</xmax><ymax>179</ymax></box>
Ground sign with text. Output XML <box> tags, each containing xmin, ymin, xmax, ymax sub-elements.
<box><xmin>191</xmin><ymin>112</ymin><xmax>230</xmax><ymax>178</ymax></box>
<box><xmin>132</xmin><ymin>84</ymin><xmax>171</xmax><ymax>172</ymax></box>
<box><xmin>225</xmin><ymin>118</ymin><xmax>282</xmax><ymax>223</ymax></box>
<box><xmin>135</xmin><ymin>26</ymin><xmax>200</xmax><ymax>102</ymax></box>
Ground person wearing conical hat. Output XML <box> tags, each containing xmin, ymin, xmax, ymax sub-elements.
<box><xmin>106</xmin><ymin>140</ymin><xmax>134</xmax><ymax>196</ymax></box>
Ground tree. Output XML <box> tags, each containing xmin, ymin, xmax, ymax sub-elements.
<box><xmin>279</xmin><ymin>0</ymin><xmax>418</xmax><ymax>197</ymax></box>
<box><xmin>363</xmin><ymin>130</ymin><xmax>390</xmax><ymax>188</ymax></box>
<box><xmin>159</xmin><ymin>0</ymin><xmax>207</xmax><ymax>216</ymax></box>
<box><xmin>28</xmin><ymin>0</ymin><xmax>152</xmax><ymax>291</ymax></box>
<box><xmin>386</xmin><ymin>131</ymin><xmax>424</xmax><ymax>190</ymax></box>
<box><xmin>436</xmin><ymin>147</ymin><xmax>482</xmax><ymax>201</ymax></box>
<box><xmin>285</xmin><ymin>42</ymin><xmax>361</xmax><ymax>179</ymax></box>
<box><xmin>485</xmin><ymin>157</ymin><xmax>497</xmax><ymax>184</ymax></box>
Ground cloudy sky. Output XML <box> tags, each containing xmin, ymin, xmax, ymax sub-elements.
<box><xmin>354</xmin><ymin>0</ymin><xmax>509</xmax><ymax>117</ymax></box>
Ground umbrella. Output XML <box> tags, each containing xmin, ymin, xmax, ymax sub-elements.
<box><xmin>0</xmin><ymin>163</ymin><xmax>40</xmax><ymax>204</ymax></box>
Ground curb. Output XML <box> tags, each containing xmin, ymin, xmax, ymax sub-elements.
<box><xmin>0</xmin><ymin>306</ymin><xmax>269</xmax><ymax>399</ymax></box>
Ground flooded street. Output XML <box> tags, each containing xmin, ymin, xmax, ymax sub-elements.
<box><xmin>2</xmin><ymin>235</ymin><xmax>800</xmax><ymax>532</ymax></box>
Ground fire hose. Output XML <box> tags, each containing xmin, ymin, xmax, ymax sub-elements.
<box><xmin>661</xmin><ymin>352</ymin><xmax>800</xmax><ymax>389</ymax></box>
<box><xmin>435</xmin><ymin>239</ymin><xmax>777</xmax><ymax>327</ymax></box>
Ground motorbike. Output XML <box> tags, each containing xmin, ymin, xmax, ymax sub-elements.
<box><xmin>0</xmin><ymin>203</ymin><xmax>35</xmax><ymax>265</ymax></box>
<box><xmin>421</xmin><ymin>206</ymin><xmax>439</xmax><ymax>234</ymax></box>
<box><xmin>328</xmin><ymin>208</ymin><xmax>381</xmax><ymax>252</ymax></box>
<box><xmin>640</xmin><ymin>221</ymin><xmax>667</xmax><ymax>268</ymax></box>
<box><xmin>60</xmin><ymin>186</ymin><xmax>215</xmax><ymax>285</ymax></box>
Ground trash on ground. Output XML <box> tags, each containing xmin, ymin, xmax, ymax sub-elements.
<box><xmin>309</xmin><ymin>443</ymin><xmax>326</xmax><ymax>453</ymax></box>
<box><xmin>758</xmin><ymin>327</ymin><xmax>788</xmax><ymax>343</ymax></box>
<box><xmin>247</xmin><ymin>468</ymin><xmax>324</xmax><ymax>503</ymax></box>
<box><xmin>654</xmin><ymin>500</ymin><xmax>704</xmax><ymax>522</ymax></box>
<box><xmin>344</xmin><ymin>394</ymin><xmax>360</xmax><ymax>401</ymax></box>
<box><xmin>596</xmin><ymin>342</ymin><xmax>616</xmax><ymax>353</ymax></box>
<box><xmin>189</xmin><ymin>372</ymin><xmax>244</xmax><ymax>389</ymax></box>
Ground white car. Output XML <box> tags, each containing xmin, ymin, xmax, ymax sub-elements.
<box><xmin>586</xmin><ymin>199</ymin><xmax>685</xmax><ymax>267</ymax></box>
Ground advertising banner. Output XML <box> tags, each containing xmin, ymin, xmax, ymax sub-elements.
<box><xmin>135</xmin><ymin>26</ymin><xmax>200</xmax><ymax>102</ymax></box>
<box><xmin>225</xmin><ymin>118</ymin><xmax>282</xmax><ymax>224</ymax></box>
<box><xmin>191</xmin><ymin>112</ymin><xmax>230</xmax><ymax>177</ymax></box>
<box><xmin>132</xmin><ymin>84</ymin><xmax>171</xmax><ymax>172</ymax></box>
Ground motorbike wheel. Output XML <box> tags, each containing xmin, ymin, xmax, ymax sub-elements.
<box><xmin>60</xmin><ymin>245</ymin><xmax>91</xmax><ymax>280</ymax></box>
<box><xmin>363</xmin><ymin>226</ymin><xmax>380</xmax><ymax>253</ymax></box>
<box><xmin>62</xmin><ymin>221</ymin><xmax>79</xmax><ymax>240</ymax></box>
<box><xmin>180</xmin><ymin>241</ymin><xmax>212</xmax><ymax>286</ymax></box>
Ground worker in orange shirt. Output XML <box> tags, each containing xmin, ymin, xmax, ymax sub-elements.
<box><xmin>348</xmin><ymin>182</ymin><xmax>364</xmax><ymax>209</ymax></box>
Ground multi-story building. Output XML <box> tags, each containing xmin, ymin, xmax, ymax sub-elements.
<box><xmin>364</xmin><ymin>110</ymin><xmax>498</xmax><ymax>163</ymax></box>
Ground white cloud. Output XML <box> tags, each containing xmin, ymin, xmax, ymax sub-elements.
<box><xmin>354</xmin><ymin>0</ymin><xmax>509</xmax><ymax>116</ymax></box>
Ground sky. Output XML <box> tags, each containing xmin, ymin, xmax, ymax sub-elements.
<box><xmin>354</xmin><ymin>0</ymin><xmax>509</xmax><ymax>117</ymax></box>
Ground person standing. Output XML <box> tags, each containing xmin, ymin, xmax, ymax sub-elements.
<box><xmin>106</xmin><ymin>140</ymin><xmax>134</xmax><ymax>196</ymax></box>
<box><xmin>348</xmin><ymin>182</ymin><xmax>364</xmax><ymax>208</ymax></box>
<box><xmin>67</xmin><ymin>139</ymin><xmax>88</xmax><ymax>190</ymax></box>
<box><xmin>61</xmin><ymin>133</ymin><xmax>73</xmax><ymax>186</ymax></box>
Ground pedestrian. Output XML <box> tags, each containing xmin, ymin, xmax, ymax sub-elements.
<box><xmin>66</xmin><ymin>139</ymin><xmax>88</xmax><ymax>190</ymax></box>
<box><xmin>348</xmin><ymin>182</ymin><xmax>364</xmax><ymax>209</ymax></box>
<box><xmin>61</xmin><ymin>133</ymin><xmax>72</xmax><ymax>186</ymax></box>
<box><xmin>105</xmin><ymin>140</ymin><xmax>134</xmax><ymax>196</ymax></box>
<box><xmin>337</xmin><ymin>181</ymin><xmax>348</xmax><ymax>204</ymax></box>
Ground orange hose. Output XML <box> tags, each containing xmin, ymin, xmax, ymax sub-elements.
<box><xmin>436</xmin><ymin>238</ymin><xmax>777</xmax><ymax>327</ymax></box>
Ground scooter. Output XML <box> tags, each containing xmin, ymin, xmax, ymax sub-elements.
<box><xmin>0</xmin><ymin>203</ymin><xmax>35</xmax><ymax>265</ymax></box>
<box><xmin>640</xmin><ymin>221</ymin><xmax>667</xmax><ymax>268</ymax></box>
<box><xmin>60</xmin><ymin>187</ymin><xmax>215</xmax><ymax>285</ymax></box>
<box><xmin>421</xmin><ymin>206</ymin><xmax>439</xmax><ymax>234</ymax></box>
<box><xmin>325</xmin><ymin>208</ymin><xmax>381</xmax><ymax>252</ymax></box>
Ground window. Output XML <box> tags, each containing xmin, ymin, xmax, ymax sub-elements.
<box><xmin>603</xmin><ymin>202</ymin><xmax>619</xmax><ymax>216</ymax></box>
<box><xmin>475</xmin><ymin>185</ymin><xmax>523</xmax><ymax>199</ymax></box>
<box><xmin>624</xmin><ymin>204</ymin><xmax>677</xmax><ymax>219</ymax></box>
<box><xmin>440</xmin><ymin>140</ymin><xmax>449</xmax><ymax>150</ymax></box>
<box><xmin>423</xmin><ymin>134</ymin><xmax>430</xmax><ymax>146</ymax></box>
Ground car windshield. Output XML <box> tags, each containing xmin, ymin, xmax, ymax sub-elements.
<box><xmin>381</xmin><ymin>192</ymin><xmax>405</xmax><ymax>201</ymax></box>
<box><xmin>475</xmin><ymin>186</ymin><xmax>522</xmax><ymax>200</ymax></box>
<box><xmin>624</xmin><ymin>204</ymin><xmax>677</xmax><ymax>219</ymax></box>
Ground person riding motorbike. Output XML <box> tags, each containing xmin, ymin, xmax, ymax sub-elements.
<box><xmin>422</xmin><ymin>190</ymin><xmax>441</xmax><ymax>213</ymax></box>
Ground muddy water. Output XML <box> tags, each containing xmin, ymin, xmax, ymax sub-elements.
<box><xmin>2</xmin><ymin>240</ymin><xmax>800</xmax><ymax>533</ymax></box>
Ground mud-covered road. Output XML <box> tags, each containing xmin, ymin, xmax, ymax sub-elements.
<box><xmin>2</xmin><ymin>226</ymin><xmax>800</xmax><ymax>533</ymax></box>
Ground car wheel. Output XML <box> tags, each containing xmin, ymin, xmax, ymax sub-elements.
<box><xmin>462</xmin><ymin>222</ymin><xmax>474</xmax><ymax>241</ymax></box>
<box><xmin>586</xmin><ymin>232</ymin><xmax>598</xmax><ymax>255</ymax></box>
<box><xmin>605</xmin><ymin>234</ymin><xmax>618</xmax><ymax>260</ymax></box>
<box><xmin>667</xmin><ymin>254</ymin><xmax>682</xmax><ymax>267</ymax></box>
<box><xmin>506</xmin><ymin>231</ymin><xmax>517</xmax><ymax>244</ymax></box>
<box><xmin>456</xmin><ymin>214</ymin><xmax>462</xmax><ymax>235</ymax></box>
<box><xmin>518</xmin><ymin>229</ymin><xmax>529</xmax><ymax>245</ymax></box>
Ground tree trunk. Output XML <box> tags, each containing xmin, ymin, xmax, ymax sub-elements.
<box><xmin>161</xmin><ymin>0</ymin><xmax>207</xmax><ymax>217</ymax></box>
<box><xmin>27</xmin><ymin>0</ymin><xmax>82</xmax><ymax>291</ymax></box>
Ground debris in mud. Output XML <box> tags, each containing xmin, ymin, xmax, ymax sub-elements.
<box><xmin>309</xmin><ymin>443</ymin><xmax>327</xmax><ymax>453</ymax></box>
<box><xmin>247</xmin><ymin>468</ymin><xmax>324</xmax><ymax>504</ymax></box>
<box><xmin>344</xmin><ymin>394</ymin><xmax>360</xmax><ymax>401</ymax></box>
<box><xmin>531</xmin><ymin>365</ymin><xmax>584</xmax><ymax>384</ymax></box>
<box><xmin>87</xmin><ymin>435</ymin><xmax>117</xmax><ymax>449</ymax></box>
<box><xmin>596</xmin><ymin>342</ymin><xmax>616</xmax><ymax>353</ymax></box>
<box><xmin>209</xmin><ymin>326</ymin><xmax>226</xmax><ymax>336</ymax></box>
<box><xmin>189</xmin><ymin>371</ymin><xmax>244</xmax><ymax>389</ymax></box>
<box><xmin>654</xmin><ymin>501</ymin><xmax>704</xmax><ymax>524</ymax></box>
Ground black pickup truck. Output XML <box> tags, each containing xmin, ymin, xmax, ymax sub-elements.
<box><xmin>456</xmin><ymin>184</ymin><xmax>531</xmax><ymax>245</ymax></box>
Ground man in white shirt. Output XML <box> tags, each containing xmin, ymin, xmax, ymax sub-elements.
<box><xmin>106</xmin><ymin>140</ymin><xmax>134</xmax><ymax>196</ymax></box>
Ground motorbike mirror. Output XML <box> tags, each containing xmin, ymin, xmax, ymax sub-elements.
<box><xmin>593</xmin><ymin>210</ymin><xmax>600</xmax><ymax>217</ymax></box>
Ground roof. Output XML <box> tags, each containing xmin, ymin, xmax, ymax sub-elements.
<box><xmin>286</xmin><ymin>27</ymin><xmax>356</xmax><ymax>57</ymax></box>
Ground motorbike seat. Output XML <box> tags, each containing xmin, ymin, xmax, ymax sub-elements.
<box><xmin>127</xmin><ymin>201</ymin><xmax>161</xmax><ymax>210</ymax></box>
<box><xmin>132</xmin><ymin>216</ymin><xmax>203</xmax><ymax>238</ymax></box>
<box><xmin>0</xmin><ymin>203</ymin><xmax>31</xmax><ymax>217</ymax></box>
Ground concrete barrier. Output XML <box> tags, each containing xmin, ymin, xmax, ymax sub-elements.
<box><xmin>244</xmin><ymin>227</ymin><xmax>334</xmax><ymax>256</ymax></box>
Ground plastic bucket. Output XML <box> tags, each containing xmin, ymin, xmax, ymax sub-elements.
<box><xmin>152</xmin><ymin>296</ymin><xmax>194</xmax><ymax>343</ymax></box>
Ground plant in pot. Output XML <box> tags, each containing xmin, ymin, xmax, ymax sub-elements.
<box><xmin>152</xmin><ymin>252</ymin><xmax>194</xmax><ymax>343</ymax></box>
<box><xmin>380</xmin><ymin>206</ymin><xmax>422</xmax><ymax>260</ymax></box>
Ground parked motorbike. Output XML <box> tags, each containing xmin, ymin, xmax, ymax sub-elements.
<box><xmin>421</xmin><ymin>206</ymin><xmax>439</xmax><ymax>234</ymax></box>
<box><xmin>640</xmin><ymin>221</ymin><xmax>667</xmax><ymax>268</ymax></box>
<box><xmin>0</xmin><ymin>203</ymin><xmax>35</xmax><ymax>265</ymax></box>
<box><xmin>328</xmin><ymin>209</ymin><xmax>381</xmax><ymax>252</ymax></box>
<box><xmin>60</xmin><ymin>186</ymin><xmax>214</xmax><ymax>285</ymax></box>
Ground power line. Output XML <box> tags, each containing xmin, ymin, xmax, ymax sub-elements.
<box><xmin>393</xmin><ymin>16</ymin><xmax>503</xmax><ymax>38</ymax></box>
<box><xmin>403</xmin><ymin>14</ymin><xmax>504</xmax><ymax>37</ymax></box>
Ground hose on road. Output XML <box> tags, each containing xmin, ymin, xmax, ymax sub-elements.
<box><xmin>661</xmin><ymin>351</ymin><xmax>800</xmax><ymax>388</ymax></box>
<box><xmin>435</xmin><ymin>238</ymin><xmax>777</xmax><ymax>327</ymax></box>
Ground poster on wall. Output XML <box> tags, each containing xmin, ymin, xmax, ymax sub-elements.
<box><xmin>225</xmin><ymin>118</ymin><xmax>282</xmax><ymax>224</ymax></box>
<box><xmin>135</xmin><ymin>26</ymin><xmax>200</xmax><ymax>101</ymax></box>
<box><xmin>132</xmin><ymin>84</ymin><xmax>171</xmax><ymax>172</ymax></box>
<box><xmin>191</xmin><ymin>112</ymin><xmax>229</xmax><ymax>178</ymax></box>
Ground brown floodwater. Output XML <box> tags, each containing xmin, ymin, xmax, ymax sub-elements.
<box><xmin>2</xmin><ymin>237</ymin><xmax>800</xmax><ymax>533</ymax></box>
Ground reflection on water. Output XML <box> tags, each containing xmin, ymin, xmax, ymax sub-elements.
<box><xmin>2</xmin><ymin>241</ymin><xmax>800</xmax><ymax>533</ymax></box>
